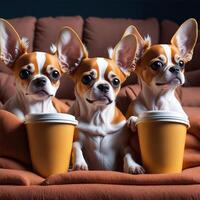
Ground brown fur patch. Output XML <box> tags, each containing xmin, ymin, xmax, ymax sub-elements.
<box><xmin>112</xmin><ymin>107</ymin><xmax>126</xmax><ymax>124</ymax></box>
<box><xmin>136</xmin><ymin>45</ymin><xmax>181</xmax><ymax>85</ymax></box>
<box><xmin>72</xmin><ymin>58</ymin><xmax>100</xmax><ymax>95</ymax></box>
<box><xmin>43</xmin><ymin>53</ymin><xmax>62</xmax><ymax>87</ymax></box>
<box><xmin>104</xmin><ymin>59</ymin><xmax>127</xmax><ymax>84</ymax></box>
<box><xmin>14</xmin><ymin>53</ymin><xmax>38</xmax><ymax>74</ymax></box>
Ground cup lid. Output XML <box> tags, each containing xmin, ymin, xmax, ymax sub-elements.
<box><xmin>25</xmin><ymin>113</ymin><xmax>78</xmax><ymax>126</ymax></box>
<box><xmin>136</xmin><ymin>111</ymin><xmax>190</xmax><ymax>127</ymax></box>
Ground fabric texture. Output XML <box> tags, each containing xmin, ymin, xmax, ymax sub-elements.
<box><xmin>55</xmin><ymin>73</ymin><xmax>75</xmax><ymax>100</ymax></box>
<box><xmin>2</xmin><ymin>185</ymin><xmax>200</xmax><ymax>200</ymax></box>
<box><xmin>0</xmin><ymin>168</ymin><xmax>44</xmax><ymax>186</ymax></box>
<box><xmin>84</xmin><ymin>17</ymin><xmax>159</xmax><ymax>58</ymax></box>
<box><xmin>0</xmin><ymin>73</ymin><xmax>16</xmax><ymax>104</ymax></box>
<box><xmin>7</xmin><ymin>17</ymin><xmax>36</xmax><ymax>52</ymax></box>
<box><xmin>43</xmin><ymin>167</ymin><xmax>200</xmax><ymax>185</ymax></box>
<box><xmin>0</xmin><ymin>110</ymin><xmax>31</xmax><ymax>165</ymax></box>
<box><xmin>0</xmin><ymin>157</ymin><xmax>27</xmax><ymax>170</ymax></box>
<box><xmin>34</xmin><ymin>16</ymin><xmax>84</xmax><ymax>52</ymax></box>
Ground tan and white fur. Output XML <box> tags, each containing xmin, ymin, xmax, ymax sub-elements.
<box><xmin>58</xmin><ymin>26</ymin><xmax>144</xmax><ymax>173</ymax></box>
<box><xmin>125</xmin><ymin>19</ymin><xmax>198</xmax><ymax>131</ymax></box>
<box><xmin>0</xmin><ymin>19</ymin><xmax>68</xmax><ymax>120</ymax></box>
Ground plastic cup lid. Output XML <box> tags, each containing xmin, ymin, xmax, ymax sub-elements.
<box><xmin>25</xmin><ymin>113</ymin><xmax>78</xmax><ymax>126</ymax></box>
<box><xmin>136</xmin><ymin>111</ymin><xmax>190</xmax><ymax>127</ymax></box>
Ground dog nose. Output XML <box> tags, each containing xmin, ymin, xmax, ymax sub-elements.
<box><xmin>97</xmin><ymin>84</ymin><xmax>109</xmax><ymax>93</ymax></box>
<box><xmin>169</xmin><ymin>67</ymin><xmax>180</xmax><ymax>74</ymax></box>
<box><xmin>34</xmin><ymin>78</ymin><xmax>47</xmax><ymax>87</ymax></box>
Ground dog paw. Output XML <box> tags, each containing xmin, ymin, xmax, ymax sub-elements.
<box><xmin>123</xmin><ymin>156</ymin><xmax>145</xmax><ymax>174</ymax></box>
<box><xmin>127</xmin><ymin>116</ymin><xmax>138</xmax><ymax>132</ymax></box>
<box><xmin>73</xmin><ymin>162</ymin><xmax>88</xmax><ymax>171</ymax></box>
<box><xmin>125</xmin><ymin>164</ymin><xmax>145</xmax><ymax>174</ymax></box>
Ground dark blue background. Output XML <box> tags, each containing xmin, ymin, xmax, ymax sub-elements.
<box><xmin>0</xmin><ymin>0</ymin><xmax>199</xmax><ymax>23</ymax></box>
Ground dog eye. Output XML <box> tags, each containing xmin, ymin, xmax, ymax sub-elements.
<box><xmin>178</xmin><ymin>60</ymin><xmax>185</xmax><ymax>68</ymax></box>
<box><xmin>19</xmin><ymin>69</ymin><xmax>31</xmax><ymax>80</ymax></box>
<box><xmin>50</xmin><ymin>70</ymin><xmax>60</xmax><ymax>81</ymax></box>
<box><xmin>111</xmin><ymin>78</ymin><xmax>120</xmax><ymax>87</ymax></box>
<box><xmin>151</xmin><ymin>61</ymin><xmax>163</xmax><ymax>71</ymax></box>
<box><xmin>81</xmin><ymin>75</ymin><xmax>93</xmax><ymax>85</ymax></box>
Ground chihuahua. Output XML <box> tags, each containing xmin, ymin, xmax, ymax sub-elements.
<box><xmin>124</xmin><ymin>19</ymin><xmax>198</xmax><ymax>131</ymax></box>
<box><xmin>0</xmin><ymin>18</ymin><xmax>69</xmax><ymax>120</ymax></box>
<box><xmin>56</xmin><ymin>26</ymin><xmax>145</xmax><ymax>173</ymax></box>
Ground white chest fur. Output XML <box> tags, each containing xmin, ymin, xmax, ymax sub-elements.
<box><xmin>3</xmin><ymin>92</ymin><xmax>57</xmax><ymax>121</ymax></box>
<box><xmin>133</xmin><ymin>80</ymin><xmax>186</xmax><ymax>116</ymax></box>
<box><xmin>70</xmin><ymin>98</ymin><xmax>128</xmax><ymax>170</ymax></box>
<box><xmin>77</xmin><ymin>123</ymin><xmax>129</xmax><ymax>170</ymax></box>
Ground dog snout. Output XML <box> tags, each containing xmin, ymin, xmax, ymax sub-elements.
<box><xmin>169</xmin><ymin>67</ymin><xmax>180</xmax><ymax>74</ymax></box>
<box><xmin>34</xmin><ymin>77</ymin><xmax>47</xmax><ymax>88</ymax></box>
<box><xmin>97</xmin><ymin>83</ymin><xmax>109</xmax><ymax>93</ymax></box>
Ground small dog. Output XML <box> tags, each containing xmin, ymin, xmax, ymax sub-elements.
<box><xmin>124</xmin><ymin>18</ymin><xmax>198</xmax><ymax>130</ymax></box>
<box><xmin>57</xmin><ymin>26</ymin><xmax>145</xmax><ymax>173</ymax></box>
<box><xmin>0</xmin><ymin>18</ymin><xmax>69</xmax><ymax>120</ymax></box>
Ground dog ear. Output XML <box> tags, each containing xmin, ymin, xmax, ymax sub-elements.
<box><xmin>0</xmin><ymin>18</ymin><xmax>27</xmax><ymax>68</ymax></box>
<box><xmin>122</xmin><ymin>25</ymin><xmax>151</xmax><ymax>61</ymax></box>
<box><xmin>56</xmin><ymin>26</ymin><xmax>88</xmax><ymax>74</ymax></box>
<box><xmin>112</xmin><ymin>34</ymin><xmax>138</xmax><ymax>76</ymax></box>
<box><xmin>171</xmin><ymin>18</ymin><xmax>198</xmax><ymax>62</ymax></box>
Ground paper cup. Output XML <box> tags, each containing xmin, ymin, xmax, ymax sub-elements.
<box><xmin>25</xmin><ymin>113</ymin><xmax>78</xmax><ymax>178</ymax></box>
<box><xmin>136</xmin><ymin>111</ymin><xmax>189</xmax><ymax>174</ymax></box>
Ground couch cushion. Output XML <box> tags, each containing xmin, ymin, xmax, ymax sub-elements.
<box><xmin>0</xmin><ymin>17</ymin><xmax>36</xmax><ymax>75</ymax></box>
<box><xmin>179</xmin><ymin>87</ymin><xmax>200</xmax><ymax>107</ymax></box>
<box><xmin>84</xmin><ymin>17</ymin><xmax>159</xmax><ymax>58</ymax></box>
<box><xmin>43</xmin><ymin>167</ymin><xmax>200</xmax><ymax>186</ymax></box>
<box><xmin>160</xmin><ymin>20</ymin><xmax>178</xmax><ymax>44</ymax></box>
<box><xmin>160</xmin><ymin>20</ymin><xmax>200</xmax><ymax>86</ymax></box>
<box><xmin>183</xmin><ymin>69</ymin><xmax>200</xmax><ymax>87</ymax></box>
<box><xmin>0</xmin><ymin>168</ymin><xmax>44</xmax><ymax>186</ymax></box>
<box><xmin>117</xmin><ymin>84</ymin><xmax>140</xmax><ymax>114</ymax></box>
<box><xmin>84</xmin><ymin>17</ymin><xmax>159</xmax><ymax>86</ymax></box>
<box><xmin>0</xmin><ymin>158</ymin><xmax>27</xmax><ymax>170</ymax></box>
<box><xmin>0</xmin><ymin>72</ymin><xmax>16</xmax><ymax>104</ymax></box>
<box><xmin>7</xmin><ymin>17</ymin><xmax>36</xmax><ymax>52</ymax></box>
<box><xmin>183</xmin><ymin>106</ymin><xmax>200</xmax><ymax>169</ymax></box>
<box><xmin>56</xmin><ymin>73</ymin><xmax>75</xmax><ymax>100</ymax></box>
<box><xmin>0</xmin><ymin>184</ymin><xmax>200</xmax><ymax>200</ymax></box>
<box><xmin>0</xmin><ymin>110</ymin><xmax>31</xmax><ymax>165</ymax></box>
<box><xmin>0</xmin><ymin>169</ymin><xmax>29</xmax><ymax>185</ymax></box>
<box><xmin>34</xmin><ymin>16</ymin><xmax>84</xmax><ymax>52</ymax></box>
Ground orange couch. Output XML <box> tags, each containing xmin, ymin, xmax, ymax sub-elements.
<box><xmin>0</xmin><ymin>16</ymin><xmax>200</xmax><ymax>200</ymax></box>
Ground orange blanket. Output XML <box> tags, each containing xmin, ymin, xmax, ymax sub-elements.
<box><xmin>0</xmin><ymin>105</ymin><xmax>200</xmax><ymax>187</ymax></box>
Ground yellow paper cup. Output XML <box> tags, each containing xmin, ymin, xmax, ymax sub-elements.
<box><xmin>25</xmin><ymin>113</ymin><xmax>78</xmax><ymax>178</ymax></box>
<box><xmin>136</xmin><ymin>111</ymin><xmax>189</xmax><ymax>174</ymax></box>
